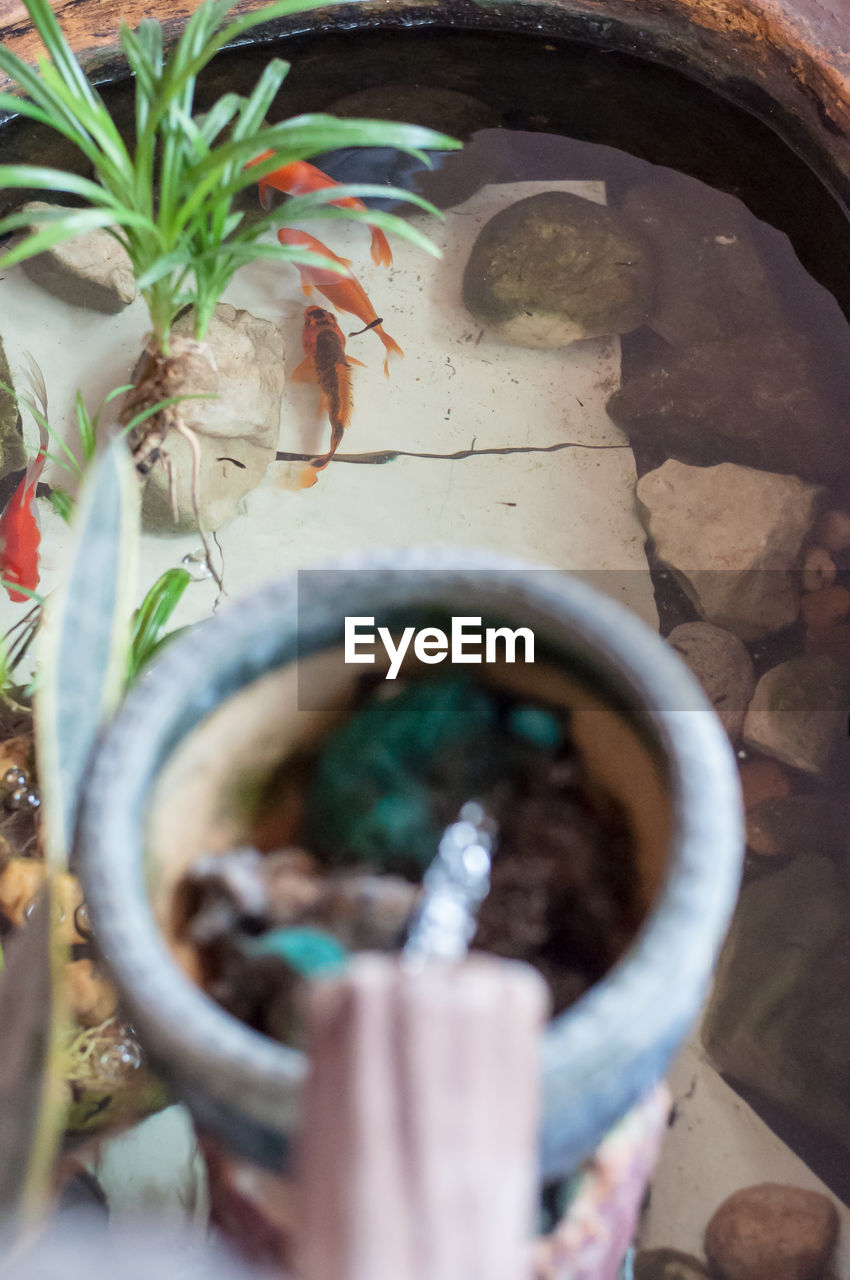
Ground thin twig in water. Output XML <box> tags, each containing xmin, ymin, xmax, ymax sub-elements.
<box><xmin>275</xmin><ymin>439</ymin><xmax>629</xmax><ymax>466</ymax></box>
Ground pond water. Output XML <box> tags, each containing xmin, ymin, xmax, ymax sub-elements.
<box><xmin>0</xmin><ymin>21</ymin><xmax>849</xmax><ymax>1244</ymax></box>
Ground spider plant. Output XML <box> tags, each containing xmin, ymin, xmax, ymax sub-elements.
<box><xmin>0</xmin><ymin>0</ymin><xmax>459</xmax><ymax>357</ymax></box>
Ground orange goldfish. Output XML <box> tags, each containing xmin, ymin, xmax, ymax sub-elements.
<box><xmin>293</xmin><ymin>305</ymin><xmax>366</xmax><ymax>487</ymax></box>
<box><xmin>277</xmin><ymin>228</ymin><xmax>403</xmax><ymax>379</ymax></box>
<box><xmin>249</xmin><ymin>153</ymin><xmax>393</xmax><ymax>267</ymax></box>
<box><xmin>0</xmin><ymin>427</ymin><xmax>47</xmax><ymax>602</ymax></box>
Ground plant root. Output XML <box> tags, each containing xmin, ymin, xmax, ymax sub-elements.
<box><xmin>121</xmin><ymin>333</ymin><xmax>223</xmax><ymax>588</ymax></box>
<box><xmin>173</xmin><ymin>418</ymin><xmax>223</xmax><ymax>593</ymax></box>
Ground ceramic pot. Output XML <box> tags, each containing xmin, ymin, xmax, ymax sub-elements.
<box><xmin>78</xmin><ymin>548</ymin><xmax>742</xmax><ymax>1180</ymax></box>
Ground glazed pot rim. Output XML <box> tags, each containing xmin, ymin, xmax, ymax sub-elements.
<box><xmin>77</xmin><ymin>546</ymin><xmax>743</xmax><ymax>1178</ymax></box>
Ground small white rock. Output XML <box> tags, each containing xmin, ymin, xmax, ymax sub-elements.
<box><xmin>667</xmin><ymin>622</ymin><xmax>755</xmax><ymax>741</ymax></box>
<box><xmin>636</xmin><ymin>460</ymin><xmax>821</xmax><ymax>640</ymax></box>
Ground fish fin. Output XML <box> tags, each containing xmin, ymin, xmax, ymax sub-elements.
<box><xmin>298</xmin><ymin>464</ymin><xmax>320</xmax><ymax>490</ymax></box>
<box><xmin>346</xmin><ymin>356</ymin><xmax>368</xmax><ymax>369</ymax></box>
<box><xmin>291</xmin><ymin>358</ymin><xmax>316</xmax><ymax>384</ymax></box>
<box><xmin>380</xmin><ymin>330</ymin><xmax>404</xmax><ymax>360</ymax></box>
<box><xmin>370</xmin><ymin>227</ymin><xmax>393</xmax><ymax>268</ymax></box>
<box><xmin>301</xmin><ymin>283</ymin><xmax>315</xmax><ymax>298</ymax></box>
<box><xmin>379</xmin><ymin>329</ymin><xmax>404</xmax><ymax>379</ymax></box>
<box><xmin>258</xmin><ymin>182</ymin><xmax>274</xmax><ymax>211</ymax></box>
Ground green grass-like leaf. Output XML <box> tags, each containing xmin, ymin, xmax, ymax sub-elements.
<box><xmin>0</xmin><ymin>0</ymin><xmax>462</xmax><ymax>353</ymax></box>
<box><xmin>127</xmin><ymin>567</ymin><xmax>191</xmax><ymax>685</ymax></box>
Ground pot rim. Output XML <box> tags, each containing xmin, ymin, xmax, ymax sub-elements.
<box><xmin>78</xmin><ymin>546</ymin><xmax>743</xmax><ymax>1177</ymax></box>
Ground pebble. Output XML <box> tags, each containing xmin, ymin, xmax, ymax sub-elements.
<box><xmin>704</xmin><ymin>1183</ymin><xmax>839</xmax><ymax>1280</ymax></box>
<box><xmin>742</xmin><ymin>655</ymin><xmax>849</xmax><ymax>774</ymax></box>
<box><xmin>667</xmin><ymin>622</ymin><xmax>755</xmax><ymax>740</ymax></box>
<box><xmin>636</xmin><ymin>461</ymin><xmax>821</xmax><ymax>640</ymax></box>
<box><xmin>239</xmin><ymin>926</ymin><xmax>348</xmax><ymax>977</ymax></box>
<box><xmin>635</xmin><ymin>1249</ymin><xmax>709</xmax><ymax>1280</ymax></box>
<box><xmin>66</xmin><ymin>959</ymin><xmax>119</xmax><ymax>1027</ymax></box>
<box><xmin>0</xmin><ymin>736</ymin><xmax>32</xmax><ymax>780</ymax></box>
<box><xmin>815</xmin><ymin>508</ymin><xmax>850</xmax><ymax>554</ymax></box>
<box><xmin>0</xmin><ymin>856</ymin><xmax>45</xmax><ymax>926</ymax></box>
<box><xmin>800</xmin><ymin>583</ymin><xmax>850</xmax><ymax>631</ymax></box>
<box><xmin>738</xmin><ymin>758</ymin><xmax>792</xmax><ymax>813</ymax></box>
<box><xmin>801</xmin><ymin>547</ymin><xmax>837</xmax><ymax>593</ymax></box>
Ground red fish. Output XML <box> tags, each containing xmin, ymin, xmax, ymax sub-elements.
<box><xmin>0</xmin><ymin>429</ymin><xmax>47</xmax><ymax>602</ymax></box>
<box><xmin>249</xmin><ymin>153</ymin><xmax>393</xmax><ymax>268</ymax></box>
<box><xmin>293</xmin><ymin>305</ymin><xmax>365</xmax><ymax>488</ymax></box>
<box><xmin>277</xmin><ymin>228</ymin><xmax>403</xmax><ymax>379</ymax></box>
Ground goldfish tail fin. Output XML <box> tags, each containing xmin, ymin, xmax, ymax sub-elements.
<box><xmin>379</xmin><ymin>330</ymin><xmax>404</xmax><ymax>378</ymax></box>
<box><xmin>369</xmin><ymin>228</ymin><xmax>393</xmax><ymax>268</ymax></box>
<box><xmin>298</xmin><ymin>464</ymin><xmax>320</xmax><ymax>489</ymax></box>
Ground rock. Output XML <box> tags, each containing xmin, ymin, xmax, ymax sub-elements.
<box><xmin>742</xmin><ymin>655</ymin><xmax>849</xmax><ymax>774</ymax></box>
<box><xmin>621</xmin><ymin>175</ymin><xmax>786</xmax><ymax>347</ymax></box>
<box><xmin>801</xmin><ymin>547</ymin><xmax>837</xmax><ymax>593</ymax></box>
<box><xmin>800</xmin><ymin>583</ymin><xmax>850</xmax><ymax>630</ymax></box>
<box><xmin>738</xmin><ymin>758</ymin><xmax>792</xmax><ymax>813</ymax></box>
<box><xmin>19</xmin><ymin>201</ymin><xmax>135</xmax><ymax>313</ymax></box>
<box><xmin>636</xmin><ymin>461</ymin><xmax>821</xmax><ymax>640</ymax></box>
<box><xmin>746</xmin><ymin>795</ymin><xmax>850</xmax><ymax>858</ymax></box>
<box><xmin>0</xmin><ymin>734</ymin><xmax>33</xmax><ymax>778</ymax></box>
<box><xmin>703</xmin><ymin>853</ymin><xmax>850</xmax><ymax>1149</ymax></box>
<box><xmin>0</xmin><ymin>856</ymin><xmax>45</xmax><ymax>926</ymax></box>
<box><xmin>666</xmin><ymin>622</ymin><xmax>755</xmax><ymax>740</ymax></box>
<box><xmin>608</xmin><ymin>332</ymin><xmax>844</xmax><ymax>484</ymax></box>
<box><xmin>816</xmin><ymin>509</ymin><xmax>850</xmax><ymax>555</ymax></box>
<box><xmin>0</xmin><ymin>336</ymin><xmax>24</xmax><ymax>484</ymax></box>
<box><xmin>138</xmin><ymin>304</ymin><xmax>284</xmax><ymax>532</ymax></box>
<box><xmin>462</xmin><ymin>191</ymin><xmax>653</xmax><ymax>347</ymax></box>
<box><xmin>66</xmin><ymin>958</ymin><xmax>118</xmax><ymax>1027</ymax></box>
<box><xmin>635</xmin><ymin>1249</ymin><xmax>709</xmax><ymax>1280</ymax></box>
<box><xmin>329</xmin><ymin>85</ymin><xmax>501</xmax><ymax>138</ymax></box>
<box><xmin>804</xmin><ymin>621</ymin><xmax>850</xmax><ymax>662</ymax></box>
<box><xmin>704</xmin><ymin>1184</ymin><xmax>839</xmax><ymax>1280</ymax></box>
